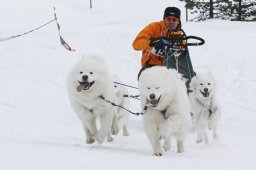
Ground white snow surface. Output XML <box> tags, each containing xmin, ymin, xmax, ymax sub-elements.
<box><xmin>0</xmin><ymin>0</ymin><xmax>256</xmax><ymax>169</ymax></box>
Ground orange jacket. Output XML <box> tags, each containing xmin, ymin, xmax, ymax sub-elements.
<box><xmin>133</xmin><ymin>20</ymin><xmax>183</xmax><ymax>67</ymax></box>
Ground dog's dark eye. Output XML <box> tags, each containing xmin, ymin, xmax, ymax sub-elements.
<box><xmin>90</xmin><ymin>72</ymin><xmax>93</xmax><ymax>74</ymax></box>
<box><xmin>114</xmin><ymin>85</ymin><xmax>117</xmax><ymax>88</ymax></box>
<box><xmin>200</xmin><ymin>83</ymin><xmax>203</xmax><ymax>86</ymax></box>
<box><xmin>147</xmin><ymin>87</ymin><xmax>150</xmax><ymax>90</ymax></box>
<box><xmin>208</xmin><ymin>83</ymin><xmax>211</xmax><ymax>85</ymax></box>
<box><xmin>80</xmin><ymin>71</ymin><xmax>83</xmax><ymax>74</ymax></box>
<box><xmin>155</xmin><ymin>87</ymin><xmax>160</xmax><ymax>89</ymax></box>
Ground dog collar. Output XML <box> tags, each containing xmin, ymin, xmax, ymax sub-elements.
<box><xmin>160</xmin><ymin>109</ymin><xmax>167</xmax><ymax>119</ymax></box>
<box><xmin>142</xmin><ymin>106</ymin><xmax>167</xmax><ymax>119</ymax></box>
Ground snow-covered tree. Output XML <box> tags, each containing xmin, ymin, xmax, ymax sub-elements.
<box><xmin>180</xmin><ymin>0</ymin><xmax>255</xmax><ymax>21</ymax></box>
<box><xmin>232</xmin><ymin>0</ymin><xmax>256</xmax><ymax>21</ymax></box>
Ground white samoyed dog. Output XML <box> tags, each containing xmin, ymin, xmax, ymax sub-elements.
<box><xmin>189</xmin><ymin>72</ymin><xmax>221</xmax><ymax>144</ymax></box>
<box><xmin>112</xmin><ymin>75</ymin><xmax>130</xmax><ymax>136</ymax></box>
<box><xmin>138</xmin><ymin>66</ymin><xmax>192</xmax><ymax>156</ymax></box>
<box><xmin>67</xmin><ymin>56</ymin><xmax>119</xmax><ymax>144</ymax></box>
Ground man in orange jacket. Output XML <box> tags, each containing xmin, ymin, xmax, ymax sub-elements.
<box><xmin>133</xmin><ymin>7</ymin><xmax>195</xmax><ymax>88</ymax></box>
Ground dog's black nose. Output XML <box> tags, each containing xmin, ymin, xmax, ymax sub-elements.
<box><xmin>204</xmin><ymin>88</ymin><xmax>208</xmax><ymax>92</ymax></box>
<box><xmin>82</xmin><ymin>75</ymin><xmax>88</xmax><ymax>81</ymax></box>
<box><xmin>149</xmin><ymin>94</ymin><xmax>155</xmax><ymax>100</ymax></box>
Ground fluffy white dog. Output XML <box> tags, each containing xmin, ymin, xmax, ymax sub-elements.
<box><xmin>138</xmin><ymin>66</ymin><xmax>192</xmax><ymax>156</ymax></box>
<box><xmin>67</xmin><ymin>56</ymin><xmax>119</xmax><ymax>144</ymax></box>
<box><xmin>112</xmin><ymin>75</ymin><xmax>130</xmax><ymax>136</ymax></box>
<box><xmin>189</xmin><ymin>72</ymin><xmax>221</xmax><ymax>144</ymax></box>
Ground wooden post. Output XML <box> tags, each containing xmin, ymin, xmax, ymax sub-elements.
<box><xmin>186</xmin><ymin>6</ymin><xmax>188</xmax><ymax>22</ymax></box>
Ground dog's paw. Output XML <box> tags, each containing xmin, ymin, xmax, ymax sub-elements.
<box><xmin>107</xmin><ymin>135</ymin><xmax>114</xmax><ymax>142</ymax></box>
<box><xmin>196</xmin><ymin>139</ymin><xmax>203</xmax><ymax>143</ymax></box>
<box><xmin>163</xmin><ymin>145</ymin><xmax>170</xmax><ymax>151</ymax></box>
<box><xmin>158</xmin><ymin>131</ymin><xmax>168</xmax><ymax>140</ymax></box>
<box><xmin>86</xmin><ymin>137</ymin><xmax>96</xmax><ymax>144</ymax></box>
<box><xmin>95</xmin><ymin>134</ymin><xmax>105</xmax><ymax>144</ymax></box>
<box><xmin>213</xmin><ymin>132</ymin><xmax>218</xmax><ymax>140</ymax></box>
<box><xmin>163</xmin><ymin>142</ymin><xmax>170</xmax><ymax>151</ymax></box>
<box><xmin>177</xmin><ymin>141</ymin><xmax>184</xmax><ymax>153</ymax></box>
<box><xmin>96</xmin><ymin>138</ymin><xmax>104</xmax><ymax>143</ymax></box>
<box><xmin>123</xmin><ymin>131</ymin><xmax>129</xmax><ymax>136</ymax></box>
<box><xmin>153</xmin><ymin>152</ymin><xmax>163</xmax><ymax>156</ymax></box>
<box><xmin>158</xmin><ymin>128</ymin><xmax>167</xmax><ymax>140</ymax></box>
<box><xmin>158</xmin><ymin>121</ymin><xmax>170</xmax><ymax>140</ymax></box>
<box><xmin>158</xmin><ymin>135</ymin><xmax>165</xmax><ymax>140</ymax></box>
<box><xmin>111</xmin><ymin>126</ymin><xmax>119</xmax><ymax>135</ymax></box>
<box><xmin>177</xmin><ymin>148</ymin><xmax>184</xmax><ymax>153</ymax></box>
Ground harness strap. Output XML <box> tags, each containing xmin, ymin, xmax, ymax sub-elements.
<box><xmin>160</xmin><ymin>109</ymin><xmax>167</xmax><ymax>119</ymax></box>
<box><xmin>141</xmin><ymin>106</ymin><xmax>148</xmax><ymax>115</ymax></box>
<box><xmin>99</xmin><ymin>93</ymin><xmax>167</xmax><ymax>118</ymax></box>
<box><xmin>195</xmin><ymin>97</ymin><xmax>214</xmax><ymax>119</ymax></box>
<box><xmin>208</xmin><ymin>109</ymin><xmax>213</xmax><ymax>118</ymax></box>
<box><xmin>123</xmin><ymin>94</ymin><xmax>140</xmax><ymax>100</ymax></box>
<box><xmin>187</xmin><ymin>89</ymin><xmax>193</xmax><ymax>94</ymax></box>
<box><xmin>113</xmin><ymin>81</ymin><xmax>138</xmax><ymax>89</ymax></box>
<box><xmin>141</xmin><ymin>106</ymin><xmax>167</xmax><ymax>119</ymax></box>
<box><xmin>99</xmin><ymin>95</ymin><xmax>142</xmax><ymax>116</ymax></box>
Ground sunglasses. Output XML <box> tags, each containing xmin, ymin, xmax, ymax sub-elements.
<box><xmin>165</xmin><ymin>16</ymin><xmax>179</xmax><ymax>22</ymax></box>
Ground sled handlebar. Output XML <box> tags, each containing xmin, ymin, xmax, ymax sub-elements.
<box><xmin>186</xmin><ymin>36</ymin><xmax>205</xmax><ymax>46</ymax></box>
<box><xmin>153</xmin><ymin>35</ymin><xmax>205</xmax><ymax>47</ymax></box>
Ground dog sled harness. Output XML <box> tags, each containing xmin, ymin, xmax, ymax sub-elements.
<box><xmin>141</xmin><ymin>106</ymin><xmax>167</xmax><ymax>119</ymax></box>
<box><xmin>98</xmin><ymin>95</ymin><xmax>167</xmax><ymax>118</ymax></box>
<box><xmin>195</xmin><ymin>97</ymin><xmax>216</xmax><ymax>119</ymax></box>
<box><xmin>99</xmin><ymin>95</ymin><xmax>142</xmax><ymax>116</ymax></box>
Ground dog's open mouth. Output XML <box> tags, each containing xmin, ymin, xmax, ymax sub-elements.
<box><xmin>76</xmin><ymin>81</ymin><xmax>95</xmax><ymax>92</ymax></box>
<box><xmin>146</xmin><ymin>96</ymin><xmax>161</xmax><ymax>107</ymax></box>
<box><xmin>200</xmin><ymin>90</ymin><xmax>210</xmax><ymax>97</ymax></box>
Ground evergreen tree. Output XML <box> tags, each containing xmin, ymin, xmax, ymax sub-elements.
<box><xmin>179</xmin><ymin>0</ymin><xmax>255</xmax><ymax>21</ymax></box>
<box><xmin>232</xmin><ymin>0</ymin><xmax>256</xmax><ymax>21</ymax></box>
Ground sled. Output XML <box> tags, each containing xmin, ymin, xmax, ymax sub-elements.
<box><xmin>152</xmin><ymin>29</ymin><xmax>205</xmax><ymax>87</ymax></box>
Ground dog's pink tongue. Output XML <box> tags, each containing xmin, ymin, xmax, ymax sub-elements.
<box><xmin>76</xmin><ymin>84</ymin><xmax>84</xmax><ymax>92</ymax></box>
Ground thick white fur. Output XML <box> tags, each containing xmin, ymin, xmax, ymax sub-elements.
<box><xmin>67</xmin><ymin>56</ymin><xmax>119</xmax><ymax>144</ymax></box>
<box><xmin>138</xmin><ymin>66</ymin><xmax>192</xmax><ymax>156</ymax></box>
<box><xmin>112</xmin><ymin>75</ymin><xmax>130</xmax><ymax>136</ymax></box>
<box><xmin>189</xmin><ymin>72</ymin><xmax>221</xmax><ymax>144</ymax></box>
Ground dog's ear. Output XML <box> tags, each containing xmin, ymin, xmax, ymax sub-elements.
<box><xmin>189</xmin><ymin>76</ymin><xmax>198</xmax><ymax>91</ymax></box>
<box><xmin>208</xmin><ymin>71</ymin><xmax>214</xmax><ymax>78</ymax></box>
<box><xmin>112</xmin><ymin>74</ymin><xmax>120</xmax><ymax>82</ymax></box>
<box><xmin>208</xmin><ymin>71</ymin><xmax>217</xmax><ymax>86</ymax></box>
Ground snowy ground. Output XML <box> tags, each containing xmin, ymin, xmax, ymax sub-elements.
<box><xmin>1</xmin><ymin>0</ymin><xmax>256</xmax><ymax>169</ymax></box>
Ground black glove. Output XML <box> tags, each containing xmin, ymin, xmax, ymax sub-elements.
<box><xmin>149</xmin><ymin>38</ymin><xmax>169</xmax><ymax>51</ymax></box>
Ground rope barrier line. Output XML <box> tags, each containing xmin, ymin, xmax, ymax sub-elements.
<box><xmin>0</xmin><ymin>7</ymin><xmax>75</xmax><ymax>52</ymax></box>
<box><xmin>0</xmin><ymin>18</ymin><xmax>56</xmax><ymax>42</ymax></box>
<box><xmin>53</xmin><ymin>7</ymin><xmax>75</xmax><ymax>51</ymax></box>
